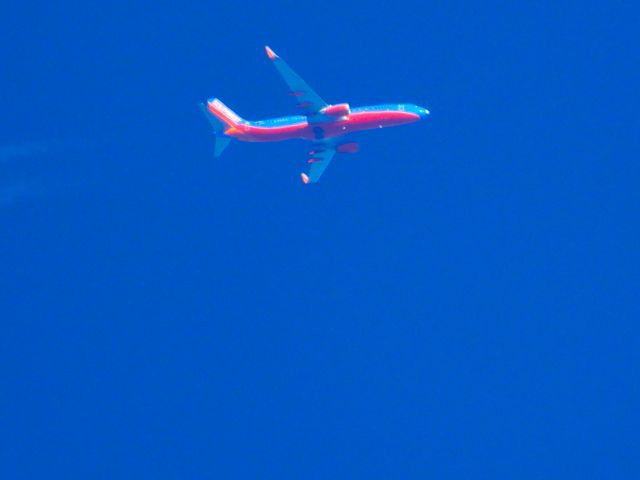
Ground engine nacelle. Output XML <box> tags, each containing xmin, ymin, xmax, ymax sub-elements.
<box><xmin>321</xmin><ymin>103</ymin><xmax>351</xmax><ymax>117</ymax></box>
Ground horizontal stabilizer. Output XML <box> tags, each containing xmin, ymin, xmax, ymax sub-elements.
<box><xmin>214</xmin><ymin>136</ymin><xmax>232</xmax><ymax>158</ymax></box>
<box><xmin>200</xmin><ymin>103</ymin><xmax>233</xmax><ymax>158</ymax></box>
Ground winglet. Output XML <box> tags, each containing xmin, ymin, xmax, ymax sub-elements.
<box><xmin>265</xmin><ymin>46</ymin><xmax>278</xmax><ymax>61</ymax></box>
<box><xmin>300</xmin><ymin>173</ymin><xmax>310</xmax><ymax>184</ymax></box>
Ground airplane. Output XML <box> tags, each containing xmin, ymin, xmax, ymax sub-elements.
<box><xmin>200</xmin><ymin>46</ymin><xmax>430</xmax><ymax>184</ymax></box>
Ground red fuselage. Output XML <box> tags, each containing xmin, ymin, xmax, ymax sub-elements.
<box><xmin>224</xmin><ymin>108</ymin><xmax>423</xmax><ymax>142</ymax></box>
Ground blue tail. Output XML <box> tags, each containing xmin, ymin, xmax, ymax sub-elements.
<box><xmin>199</xmin><ymin>102</ymin><xmax>233</xmax><ymax>158</ymax></box>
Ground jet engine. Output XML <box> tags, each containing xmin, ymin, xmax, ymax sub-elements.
<box><xmin>321</xmin><ymin>103</ymin><xmax>351</xmax><ymax>117</ymax></box>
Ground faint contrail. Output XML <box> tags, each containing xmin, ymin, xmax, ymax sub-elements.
<box><xmin>0</xmin><ymin>182</ymin><xmax>41</xmax><ymax>206</ymax></box>
<box><xmin>0</xmin><ymin>142</ymin><xmax>48</xmax><ymax>163</ymax></box>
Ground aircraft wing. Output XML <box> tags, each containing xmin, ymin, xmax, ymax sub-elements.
<box><xmin>265</xmin><ymin>46</ymin><xmax>328</xmax><ymax>117</ymax></box>
<box><xmin>301</xmin><ymin>143</ymin><xmax>336</xmax><ymax>184</ymax></box>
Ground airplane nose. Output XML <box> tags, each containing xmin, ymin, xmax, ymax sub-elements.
<box><xmin>419</xmin><ymin>107</ymin><xmax>430</xmax><ymax>119</ymax></box>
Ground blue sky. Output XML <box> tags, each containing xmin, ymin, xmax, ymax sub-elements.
<box><xmin>1</xmin><ymin>1</ymin><xmax>638</xmax><ymax>478</ymax></box>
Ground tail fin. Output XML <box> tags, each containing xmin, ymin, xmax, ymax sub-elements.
<box><xmin>199</xmin><ymin>98</ymin><xmax>244</xmax><ymax>158</ymax></box>
<box><xmin>204</xmin><ymin>98</ymin><xmax>245</xmax><ymax>129</ymax></box>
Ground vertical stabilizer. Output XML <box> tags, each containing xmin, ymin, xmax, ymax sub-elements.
<box><xmin>204</xmin><ymin>98</ymin><xmax>245</xmax><ymax>129</ymax></box>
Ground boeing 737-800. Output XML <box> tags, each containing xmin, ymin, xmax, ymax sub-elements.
<box><xmin>200</xmin><ymin>46</ymin><xmax>429</xmax><ymax>184</ymax></box>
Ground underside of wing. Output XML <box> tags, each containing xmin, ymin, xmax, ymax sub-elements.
<box><xmin>265</xmin><ymin>46</ymin><xmax>328</xmax><ymax>118</ymax></box>
<box><xmin>300</xmin><ymin>143</ymin><xmax>336</xmax><ymax>184</ymax></box>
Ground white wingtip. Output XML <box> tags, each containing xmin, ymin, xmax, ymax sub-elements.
<box><xmin>265</xmin><ymin>46</ymin><xmax>277</xmax><ymax>60</ymax></box>
<box><xmin>300</xmin><ymin>173</ymin><xmax>310</xmax><ymax>184</ymax></box>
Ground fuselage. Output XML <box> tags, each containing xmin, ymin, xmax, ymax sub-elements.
<box><xmin>224</xmin><ymin>104</ymin><xmax>429</xmax><ymax>142</ymax></box>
